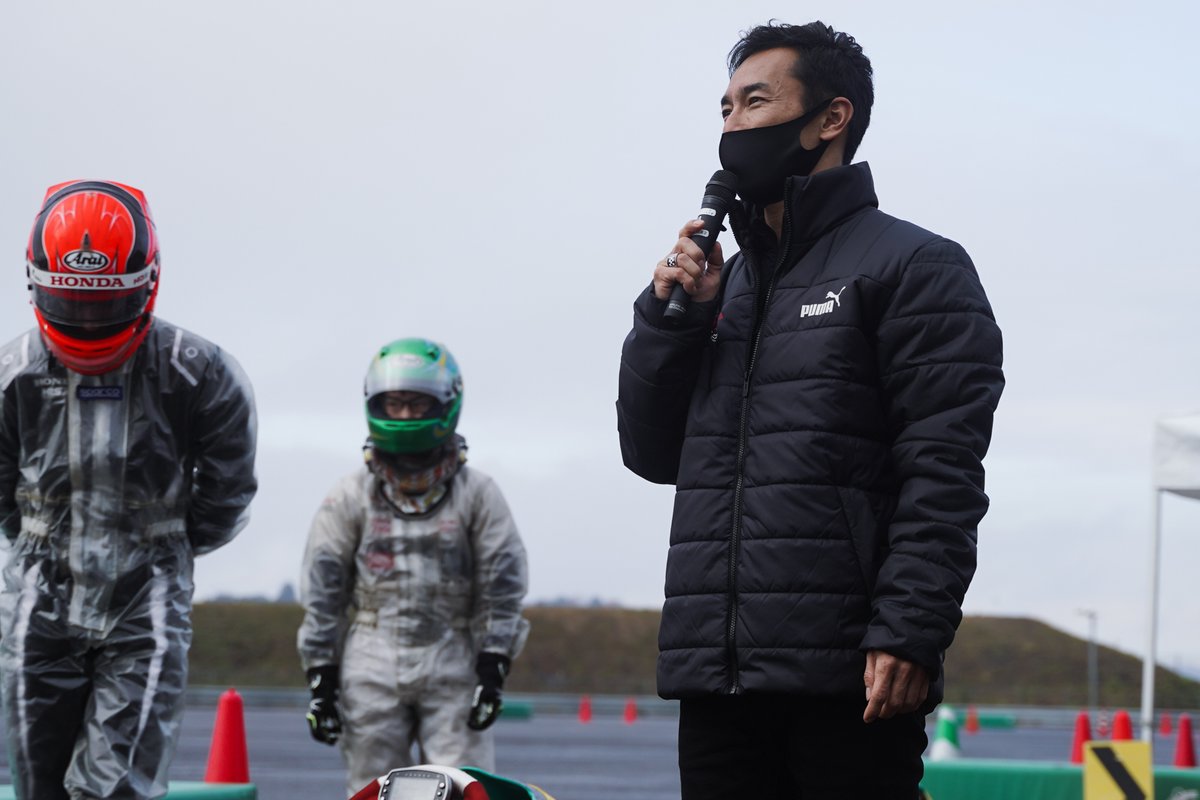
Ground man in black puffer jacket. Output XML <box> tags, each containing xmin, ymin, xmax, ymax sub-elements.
<box><xmin>617</xmin><ymin>21</ymin><xmax>1004</xmax><ymax>800</ymax></box>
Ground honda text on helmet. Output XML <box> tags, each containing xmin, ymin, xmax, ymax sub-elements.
<box><xmin>26</xmin><ymin>180</ymin><xmax>161</xmax><ymax>375</ymax></box>
<box><xmin>365</xmin><ymin>338</ymin><xmax>463</xmax><ymax>455</ymax></box>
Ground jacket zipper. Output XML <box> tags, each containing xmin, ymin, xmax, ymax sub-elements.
<box><xmin>725</xmin><ymin>203</ymin><xmax>794</xmax><ymax>694</ymax></box>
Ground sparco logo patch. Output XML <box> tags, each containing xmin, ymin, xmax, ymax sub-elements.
<box><xmin>62</xmin><ymin>250</ymin><xmax>111</xmax><ymax>272</ymax></box>
<box><xmin>76</xmin><ymin>386</ymin><xmax>123</xmax><ymax>401</ymax></box>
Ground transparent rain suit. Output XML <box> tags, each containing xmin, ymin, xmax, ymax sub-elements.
<box><xmin>297</xmin><ymin>463</ymin><xmax>529</xmax><ymax>794</ymax></box>
<box><xmin>0</xmin><ymin>320</ymin><xmax>258</xmax><ymax>800</ymax></box>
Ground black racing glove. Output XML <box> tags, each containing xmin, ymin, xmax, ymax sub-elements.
<box><xmin>305</xmin><ymin>665</ymin><xmax>342</xmax><ymax>745</ymax></box>
<box><xmin>467</xmin><ymin>652</ymin><xmax>510</xmax><ymax>731</ymax></box>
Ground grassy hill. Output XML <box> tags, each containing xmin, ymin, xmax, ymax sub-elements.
<box><xmin>944</xmin><ymin>615</ymin><xmax>1200</xmax><ymax>707</ymax></box>
<box><xmin>190</xmin><ymin>603</ymin><xmax>1200</xmax><ymax>708</ymax></box>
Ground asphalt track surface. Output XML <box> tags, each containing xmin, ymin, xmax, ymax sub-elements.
<box><xmin>175</xmin><ymin>706</ymin><xmax>684</xmax><ymax>800</ymax></box>
<box><xmin>0</xmin><ymin>703</ymin><xmax>1191</xmax><ymax>799</ymax></box>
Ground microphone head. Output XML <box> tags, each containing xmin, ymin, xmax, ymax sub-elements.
<box><xmin>706</xmin><ymin>170</ymin><xmax>739</xmax><ymax>202</ymax></box>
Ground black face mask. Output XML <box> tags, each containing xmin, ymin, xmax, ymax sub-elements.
<box><xmin>718</xmin><ymin>98</ymin><xmax>833</xmax><ymax>205</ymax></box>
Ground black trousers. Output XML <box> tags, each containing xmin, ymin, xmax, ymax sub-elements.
<box><xmin>678</xmin><ymin>694</ymin><xmax>927</xmax><ymax>800</ymax></box>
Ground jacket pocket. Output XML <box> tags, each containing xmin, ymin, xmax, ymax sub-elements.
<box><xmin>836</xmin><ymin>486</ymin><xmax>893</xmax><ymax>598</ymax></box>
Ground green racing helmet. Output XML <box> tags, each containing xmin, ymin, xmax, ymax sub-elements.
<box><xmin>364</xmin><ymin>338</ymin><xmax>464</xmax><ymax>454</ymax></box>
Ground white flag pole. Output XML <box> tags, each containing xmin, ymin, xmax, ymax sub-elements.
<box><xmin>1140</xmin><ymin>489</ymin><xmax>1162</xmax><ymax>743</ymax></box>
<box><xmin>1144</xmin><ymin>415</ymin><xmax>1200</xmax><ymax>742</ymax></box>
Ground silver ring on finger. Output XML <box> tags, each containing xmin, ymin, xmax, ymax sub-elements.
<box><xmin>666</xmin><ymin>253</ymin><xmax>678</xmax><ymax>268</ymax></box>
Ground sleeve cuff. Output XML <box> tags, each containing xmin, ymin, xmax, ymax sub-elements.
<box><xmin>635</xmin><ymin>283</ymin><xmax>718</xmax><ymax>333</ymax></box>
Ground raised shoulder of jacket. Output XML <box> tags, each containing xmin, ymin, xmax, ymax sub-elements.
<box><xmin>146</xmin><ymin>319</ymin><xmax>225</xmax><ymax>388</ymax></box>
<box><xmin>907</xmin><ymin>235</ymin><xmax>977</xmax><ymax>272</ymax></box>
<box><xmin>858</xmin><ymin>211</ymin><xmax>961</xmax><ymax>287</ymax></box>
<box><xmin>457</xmin><ymin>465</ymin><xmax>509</xmax><ymax>510</ymax></box>
<box><xmin>317</xmin><ymin>469</ymin><xmax>372</xmax><ymax>523</ymax></box>
<box><xmin>456</xmin><ymin>463</ymin><xmax>490</xmax><ymax>495</ymax></box>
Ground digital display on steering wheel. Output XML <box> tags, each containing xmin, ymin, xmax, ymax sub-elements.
<box><xmin>378</xmin><ymin>769</ymin><xmax>449</xmax><ymax>800</ymax></box>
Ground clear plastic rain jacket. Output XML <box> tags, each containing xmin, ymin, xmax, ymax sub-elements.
<box><xmin>0</xmin><ymin>319</ymin><xmax>257</xmax><ymax>800</ymax></box>
<box><xmin>297</xmin><ymin>463</ymin><xmax>528</xmax><ymax>792</ymax></box>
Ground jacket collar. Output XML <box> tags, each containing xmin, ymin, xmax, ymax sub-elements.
<box><xmin>731</xmin><ymin>162</ymin><xmax>880</xmax><ymax>259</ymax></box>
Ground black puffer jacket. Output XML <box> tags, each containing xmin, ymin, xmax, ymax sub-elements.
<box><xmin>617</xmin><ymin>163</ymin><xmax>1004</xmax><ymax>701</ymax></box>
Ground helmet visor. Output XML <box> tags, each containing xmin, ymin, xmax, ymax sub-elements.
<box><xmin>30</xmin><ymin>263</ymin><xmax>153</xmax><ymax>332</ymax></box>
<box><xmin>365</xmin><ymin>351</ymin><xmax>460</xmax><ymax>405</ymax></box>
<box><xmin>367</xmin><ymin>392</ymin><xmax>445</xmax><ymax>421</ymax></box>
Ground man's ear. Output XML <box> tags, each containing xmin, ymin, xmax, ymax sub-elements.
<box><xmin>818</xmin><ymin>97</ymin><xmax>854</xmax><ymax>142</ymax></box>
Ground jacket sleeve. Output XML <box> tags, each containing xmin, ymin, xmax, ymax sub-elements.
<box><xmin>862</xmin><ymin>238</ymin><xmax>1005</xmax><ymax>672</ymax></box>
<box><xmin>297</xmin><ymin>477</ymin><xmax>362</xmax><ymax>671</ymax></box>
<box><xmin>187</xmin><ymin>348</ymin><xmax>258</xmax><ymax>554</ymax></box>
<box><xmin>616</xmin><ymin>282</ymin><xmax>717</xmax><ymax>484</ymax></box>
<box><xmin>467</xmin><ymin>472</ymin><xmax>530</xmax><ymax>658</ymax></box>
<box><xmin>0</xmin><ymin>335</ymin><xmax>29</xmax><ymax>542</ymax></box>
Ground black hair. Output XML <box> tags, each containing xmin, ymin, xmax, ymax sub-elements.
<box><xmin>728</xmin><ymin>21</ymin><xmax>874</xmax><ymax>162</ymax></box>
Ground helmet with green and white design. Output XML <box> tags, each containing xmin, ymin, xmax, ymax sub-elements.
<box><xmin>364</xmin><ymin>338</ymin><xmax>464</xmax><ymax>454</ymax></box>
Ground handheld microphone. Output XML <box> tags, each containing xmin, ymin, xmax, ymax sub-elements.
<box><xmin>663</xmin><ymin>169</ymin><xmax>739</xmax><ymax>325</ymax></box>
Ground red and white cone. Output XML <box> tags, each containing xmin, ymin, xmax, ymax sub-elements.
<box><xmin>1112</xmin><ymin>709</ymin><xmax>1133</xmax><ymax>741</ymax></box>
<box><xmin>1175</xmin><ymin>713</ymin><xmax>1197</xmax><ymax>768</ymax></box>
<box><xmin>205</xmin><ymin>688</ymin><xmax>250</xmax><ymax>783</ymax></box>
<box><xmin>1070</xmin><ymin>711</ymin><xmax>1092</xmax><ymax>764</ymax></box>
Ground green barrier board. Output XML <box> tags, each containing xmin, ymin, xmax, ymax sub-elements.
<box><xmin>500</xmin><ymin>701</ymin><xmax>534</xmax><ymax>720</ymax></box>
<box><xmin>0</xmin><ymin>783</ymin><xmax>255</xmax><ymax>799</ymax></box>
<box><xmin>921</xmin><ymin>759</ymin><xmax>1200</xmax><ymax>800</ymax></box>
<box><xmin>949</xmin><ymin>709</ymin><xmax>1017</xmax><ymax>729</ymax></box>
<box><xmin>975</xmin><ymin>712</ymin><xmax>1017</xmax><ymax>729</ymax></box>
<box><xmin>922</xmin><ymin>759</ymin><xmax>1085</xmax><ymax>800</ymax></box>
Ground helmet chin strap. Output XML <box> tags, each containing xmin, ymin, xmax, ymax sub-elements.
<box><xmin>378</xmin><ymin>481</ymin><xmax>449</xmax><ymax>517</ymax></box>
<box><xmin>366</xmin><ymin>435</ymin><xmax>467</xmax><ymax>517</ymax></box>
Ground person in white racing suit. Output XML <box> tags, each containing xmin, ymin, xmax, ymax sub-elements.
<box><xmin>0</xmin><ymin>180</ymin><xmax>258</xmax><ymax>799</ymax></box>
<box><xmin>297</xmin><ymin>338</ymin><xmax>529</xmax><ymax>795</ymax></box>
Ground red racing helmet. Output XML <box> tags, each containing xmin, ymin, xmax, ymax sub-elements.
<box><xmin>25</xmin><ymin>180</ymin><xmax>161</xmax><ymax>374</ymax></box>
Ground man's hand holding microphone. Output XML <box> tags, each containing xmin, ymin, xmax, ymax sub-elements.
<box><xmin>655</xmin><ymin>170</ymin><xmax>738</xmax><ymax>324</ymax></box>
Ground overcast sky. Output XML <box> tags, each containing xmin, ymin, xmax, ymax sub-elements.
<box><xmin>3</xmin><ymin>1</ymin><xmax>1199</xmax><ymax>676</ymax></box>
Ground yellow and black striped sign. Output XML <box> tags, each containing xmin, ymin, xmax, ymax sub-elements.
<box><xmin>1084</xmin><ymin>741</ymin><xmax>1153</xmax><ymax>800</ymax></box>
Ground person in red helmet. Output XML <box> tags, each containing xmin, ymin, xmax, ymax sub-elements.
<box><xmin>25</xmin><ymin>180</ymin><xmax>162</xmax><ymax>375</ymax></box>
<box><xmin>0</xmin><ymin>180</ymin><xmax>258</xmax><ymax>800</ymax></box>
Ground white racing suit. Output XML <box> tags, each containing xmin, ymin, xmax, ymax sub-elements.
<box><xmin>297</xmin><ymin>463</ymin><xmax>529</xmax><ymax>793</ymax></box>
<box><xmin>0</xmin><ymin>320</ymin><xmax>258</xmax><ymax>800</ymax></box>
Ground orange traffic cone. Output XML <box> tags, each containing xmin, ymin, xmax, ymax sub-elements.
<box><xmin>205</xmin><ymin>688</ymin><xmax>250</xmax><ymax>783</ymax></box>
<box><xmin>1112</xmin><ymin>709</ymin><xmax>1133</xmax><ymax>741</ymax></box>
<box><xmin>1161</xmin><ymin>712</ymin><xmax>1174</xmax><ymax>736</ymax></box>
<box><xmin>1175</xmin><ymin>713</ymin><xmax>1197</xmax><ymax>768</ymax></box>
<box><xmin>623</xmin><ymin>697</ymin><xmax>638</xmax><ymax>725</ymax></box>
<box><xmin>965</xmin><ymin>706</ymin><xmax>980</xmax><ymax>735</ymax></box>
<box><xmin>1070</xmin><ymin>711</ymin><xmax>1092</xmax><ymax>764</ymax></box>
<box><xmin>578</xmin><ymin>695</ymin><xmax>593</xmax><ymax>724</ymax></box>
<box><xmin>1097</xmin><ymin>709</ymin><xmax>1110</xmax><ymax>738</ymax></box>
